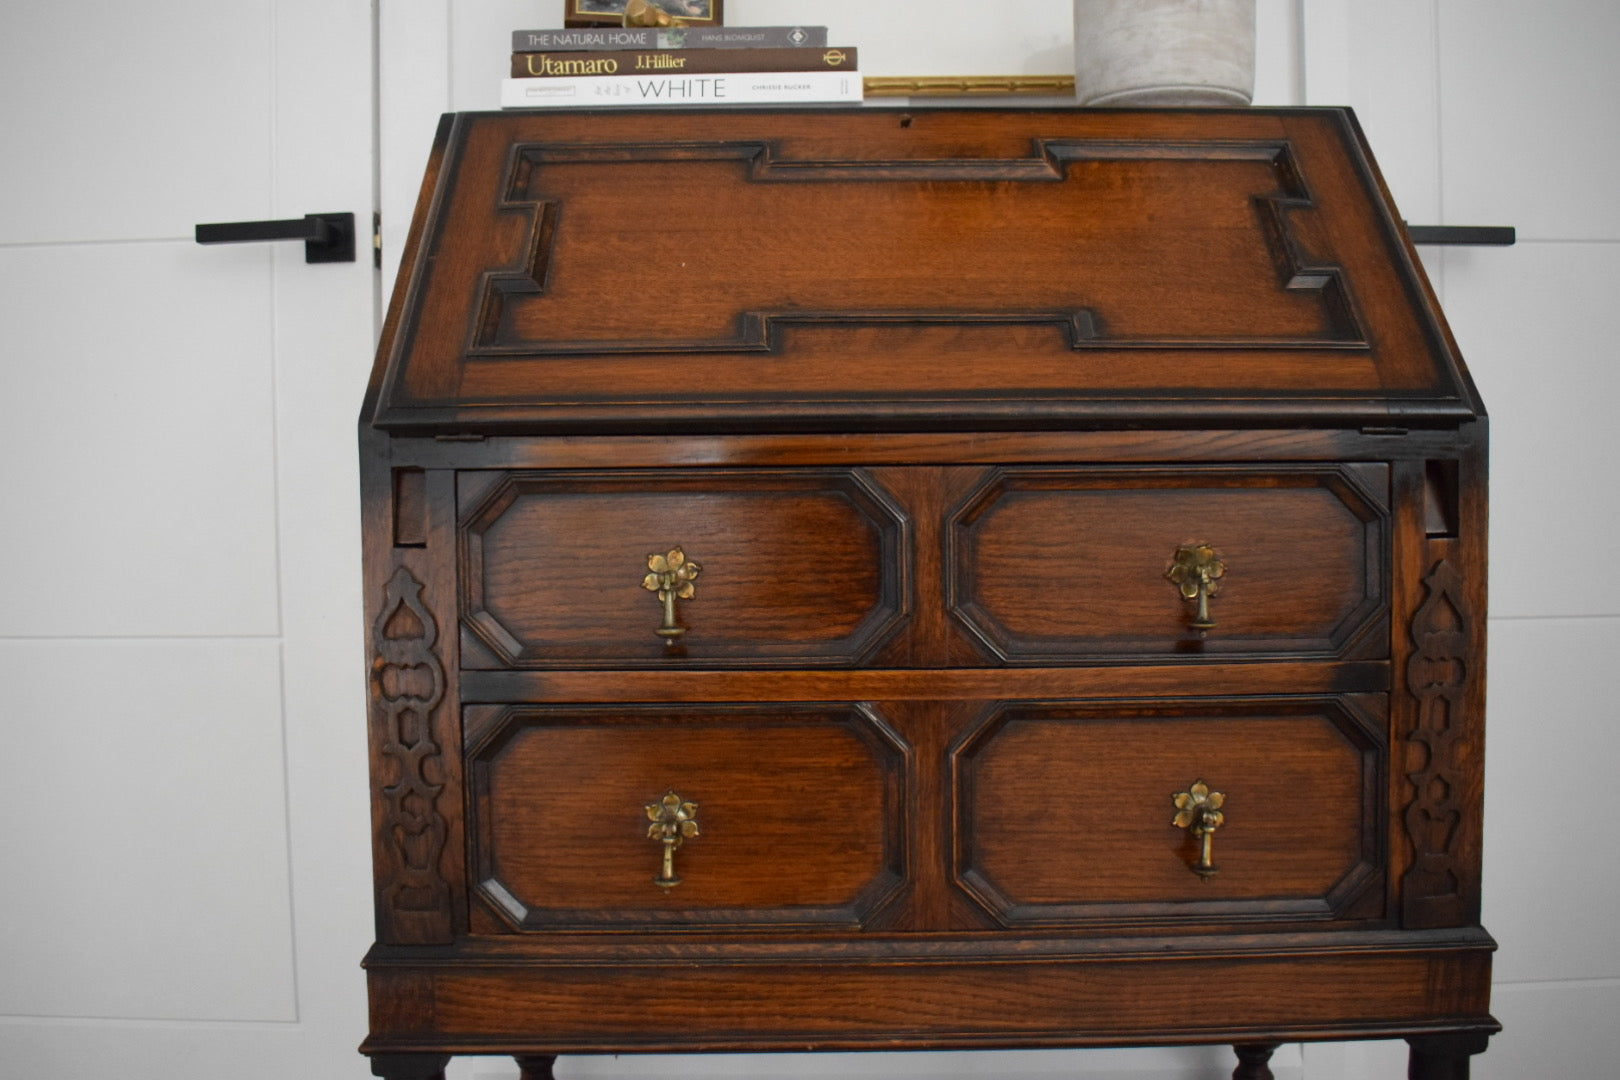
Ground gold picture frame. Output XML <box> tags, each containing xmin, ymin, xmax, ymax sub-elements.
<box><xmin>862</xmin><ymin>75</ymin><xmax>1077</xmax><ymax>97</ymax></box>
<box><xmin>564</xmin><ymin>0</ymin><xmax>723</xmax><ymax>28</ymax></box>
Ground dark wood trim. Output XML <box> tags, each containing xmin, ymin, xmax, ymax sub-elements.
<box><xmin>1407</xmin><ymin>1030</ymin><xmax>1493</xmax><ymax>1079</ymax></box>
<box><xmin>1233</xmin><ymin>1043</ymin><xmax>1280</xmax><ymax>1080</ymax></box>
<box><xmin>514</xmin><ymin>1054</ymin><xmax>557</xmax><ymax>1080</ymax></box>
<box><xmin>368</xmin><ymin>1053</ymin><xmax>451</xmax><ymax>1080</ymax></box>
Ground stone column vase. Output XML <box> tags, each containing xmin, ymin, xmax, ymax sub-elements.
<box><xmin>1073</xmin><ymin>0</ymin><xmax>1255</xmax><ymax>106</ymax></box>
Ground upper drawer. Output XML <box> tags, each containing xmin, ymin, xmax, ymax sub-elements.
<box><xmin>458</xmin><ymin>468</ymin><xmax>908</xmax><ymax>668</ymax></box>
<box><xmin>947</xmin><ymin>465</ymin><xmax>1389</xmax><ymax>661</ymax></box>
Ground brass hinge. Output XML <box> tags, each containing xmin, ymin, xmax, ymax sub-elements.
<box><xmin>372</xmin><ymin>211</ymin><xmax>382</xmax><ymax>269</ymax></box>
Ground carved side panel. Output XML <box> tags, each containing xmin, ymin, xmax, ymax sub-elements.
<box><xmin>372</xmin><ymin>565</ymin><xmax>452</xmax><ymax>938</ymax></box>
<box><xmin>1402</xmin><ymin>559</ymin><xmax>1473</xmax><ymax>926</ymax></box>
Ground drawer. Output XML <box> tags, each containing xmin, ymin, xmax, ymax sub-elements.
<box><xmin>465</xmin><ymin>703</ymin><xmax>908</xmax><ymax>930</ymax></box>
<box><xmin>458</xmin><ymin>469</ymin><xmax>909</xmax><ymax>668</ymax></box>
<box><xmin>947</xmin><ymin>465</ymin><xmax>1389</xmax><ymax>661</ymax></box>
<box><xmin>951</xmin><ymin>697</ymin><xmax>1386</xmax><ymax>927</ymax></box>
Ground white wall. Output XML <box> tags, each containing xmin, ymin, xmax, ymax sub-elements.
<box><xmin>1292</xmin><ymin>1</ymin><xmax>1620</xmax><ymax>1075</ymax></box>
<box><xmin>1422</xmin><ymin>3</ymin><xmax>1620</xmax><ymax>1078</ymax></box>
<box><xmin>0</xmin><ymin>1</ymin><xmax>375</xmax><ymax>1079</ymax></box>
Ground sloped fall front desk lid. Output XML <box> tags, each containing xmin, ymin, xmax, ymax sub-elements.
<box><xmin>366</xmin><ymin>106</ymin><xmax>1483</xmax><ymax>434</ymax></box>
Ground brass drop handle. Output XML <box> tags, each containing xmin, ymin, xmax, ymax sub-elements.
<box><xmin>1172</xmin><ymin>780</ymin><xmax>1225</xmax><ymax>878</ymax></box>
<box><xmin>642</xmin><ymin>547</ymin><xmax>701</xmax><ymax>640</ymax></box>
<box><xmin>1166</xmin><ymin>543</ymin><xmax>1226</xmax><ymax>636</ymax></box>
<box><xmin>646</xmin><ymin>790</ymin><xmax>699</xmax><ymax>889</ymax></box>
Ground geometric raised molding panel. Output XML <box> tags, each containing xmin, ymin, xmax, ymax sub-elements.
<box><xmin>476</xmin><ymin>140</ymin><xmax>1363</xmax><ymax>357</ymax></box>
<box><xmin>946</xmin><ymin>465</ymin><xmax>1390</xmax><ymax>662</ymax></box>
<box><xmin>371</xmin><ymin>565</ymin><xmax>451</xmax><ymax>935</ymax></box>
<box><xmin>1402</xmin><ymin>558</ymin><xmax>1474</xmax><ymax>927</ymax></box>
<box><xmin>465</xmin><ymin>702</ymin><xmax>910</xmax><ymax>930</ymax></box>
<box><xmin>458</xmin><ymin>468</ymin><xmax>911</xmax><ymax>668</ymax></box>
<box><xmin>949</xmin><ymin>696</ymin><xmax>1386</xmax><ymax>928</ymax></box>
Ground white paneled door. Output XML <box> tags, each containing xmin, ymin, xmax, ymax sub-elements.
<box><xmin>0</xmin><ymin>2</ymin><xmax>377</xmax><ymax>1078</ymax></box>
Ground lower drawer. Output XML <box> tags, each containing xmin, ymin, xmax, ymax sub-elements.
<box><xmin>463</xmin><ymin>693</ymin><xmax>1387</xmax><ymax>934</ymax></box>
<box><xmin>952</xmin><ymin>697</ymin><xmax>1387</xmax><ymax>926</ymax></box>
<box><xmin>465</xmin><ymin>702</ymin><xmax>908</xmax><ymax>930</ymax></box>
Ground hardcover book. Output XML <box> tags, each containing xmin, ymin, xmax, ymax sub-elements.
<box><xmin>511</xmin><ymin>46</ymin><xmax>855</xmax><ymax>77</ymax></box>
<box><xmin>499</xmin><ymin>71</ymin><xmax>862</xmax><ymax>107</ymax></box>
<box><xmin>512</xmin><ymin>25</ymin><xmax>827</xmax><ymax>50</ymax></box>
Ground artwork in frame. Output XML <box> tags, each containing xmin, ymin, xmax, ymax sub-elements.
<box><xmin>564</xmin><ymin>0</ymin><xmax>723</xmax><ymax>28</ymax></box>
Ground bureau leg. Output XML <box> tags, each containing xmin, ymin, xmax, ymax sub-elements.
<box><xmin>1232</xmin><ymin>1042</ymin><xmax>1279</xmax><ymax>1080</ymax></box>
<box><xmin>368</xmin><ymin>1052</ymin><xmax>451</xmax><ymax>1080</ymax></box>
<box><xmin>516</xmin><ymin>1054</ymin><xmax>558</xmax><ymax>1080</ymax></box>
<box><xmin>1406</xmin><ymin>1032</ymin><xmax>1491</xmax><ymax>1079</ymax></box>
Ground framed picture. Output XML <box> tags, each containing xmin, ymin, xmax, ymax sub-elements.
<box><xmin>564</xmin><ymin>0</ymin><xmax>724</xmax><ymax>28</ymax></box>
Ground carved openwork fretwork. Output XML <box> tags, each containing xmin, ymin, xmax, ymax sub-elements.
<box><xmin>1403</xmin><ymin>559</ymin><xmax>1473</xmax><ymax>925</ymax></box>
<box><xmin>372</xmin><ymin>565</ymin><xmax>450</xmax><ymax>920</ymax></box>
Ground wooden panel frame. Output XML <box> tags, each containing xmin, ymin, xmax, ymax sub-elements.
<box><xmin>469</xmin><ymin>137</ymin><xmax>1361</xmax><ymax>357</ymax></box>
<box><xmin>949</xmin><ymin>696</ymin><xmax>1387</xmax><ymax>928</ymax></box>
<box><xmin>364</xmin><ymin>465</ymin><xmax>466</xmax><ymax>946</ymax></box>
<box><xmin>363</xmin><ymin>933</ymin><xmax>1495</xmax><ymax>1054</ymax></box>
<box><xmin>368</xmin><ymin>109</ymin><xmax>1482</xmax><ymax>435</ymax></box>
<box><xmin>464</xmin><ymin>702</ymin><xmax>911</xmax><ymax>930</ymax></box>
<box><xmin>945</xmin><ymin>464</ymin><xmax>1390</xmax><ymax>662</ymax></box>
<box><xmin>457</xmin><ymin>467</ymin><xmax>912</xmax><ymax>668</ymax></box>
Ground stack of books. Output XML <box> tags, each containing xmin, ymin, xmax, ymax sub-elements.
<box><xmin>501</xmin><ymin>24</ymin><xmax>860</xmax><ymax>108</ymax></box>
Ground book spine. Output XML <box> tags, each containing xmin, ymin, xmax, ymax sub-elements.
<box><xmin>513</xmin><ymin>28</ymin><xmax>657</xmax><ymax>50</ymax></box>
<box><xmin>677</xmin><ymin>26</ymin><xmax>828</xmax><ymax>48</ymax></box>
<box><xmin>512</xmin><ymin>46</ymin><xmax>856</xmax><ymax>77</ymax></box>
<box><xmin>500</xmin><ymin>71</ymin><xmax>862</xmax><ymax>108</ymax></box>
<box><xmin>511</xmin><ymin>26</ymin><xmax>827</xmax><ymax>51</ymax></box>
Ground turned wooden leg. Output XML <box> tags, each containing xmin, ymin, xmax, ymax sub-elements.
<box><xmin>1407</xmin><ymin>1032</ymin><xmax>1491</xmax><ymax>1080</ymax></box>
<box><xmin>1232</xmin><ymin>1042</ymin><xmax>1280</xmax><ymax>1080</ymax></box>
<box><xmin>515</xmin><ymin>1054</ymin><xmax>558</xmax><ymax>1080</ymax></box>
<box><xmin>368</xmin><ymin>1052</ymin><xmax>451</xmax><ymax>1080</ymax></box>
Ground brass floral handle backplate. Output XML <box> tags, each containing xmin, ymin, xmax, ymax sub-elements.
<box><xmin>642</xmin><ymin>546</ymin><xmax>700</xmax><ymax>640</ymax></box>
<box><xmin>646</xmin><ymin>790</ymin><xmax>699</xmax><ymax>889</ymax></box>
<box><xmin>1166</xmin><ymin>543</ymin><xmax>1226</xmax><ymax>636</ymax></box>
<box><xmin>1172</xmin><ymin>779</ymin><xmax>1226</xmax><ymax>879</ymax></box>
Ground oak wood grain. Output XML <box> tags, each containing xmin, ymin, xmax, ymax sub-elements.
<box><xmin>466</xmin><ymin>703</ymin><xmax>906</xmax><ymax>927</ymax></box>
<box><xmin>369</xmin><ymin>109</ymin><xmax>1480</xmax><ymax>436</ymax></box>
<box><xmin>360</xmin><ymin>106</ymin><xmax>1495</xmax><ymax>1076</ymax></box>
<box><xmin>459</xmin><ymin>468</ymin><xmax>907</xmax><ymax>667</ymax></box>
<box><xmin>949</xmin><ymin>465</ymin><xmax>1388</xmax><ymax>660</ymax></box>
<box><xmin>364</xmin><ymin>947</ymin><xmax>1494</xmax><ymax>1051</ymax></box>
<box><xmin>953</xmin><ymin>699</ymin><xmax>1383</xmax><ymax>921</ymax></box>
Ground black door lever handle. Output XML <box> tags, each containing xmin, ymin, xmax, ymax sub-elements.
<box><xmin>1405</xmin><ymin>224</ymin><xmax>1516</xmax><ymax>246</ymax></box>
<box><xmin>195</xmin><ymin>212</ymin><xmax>356</xmax><ymax>263</ymax></box>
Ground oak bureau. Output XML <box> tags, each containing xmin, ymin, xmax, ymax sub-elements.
<box><xmin>359</xmin><ymin>107</ymin><xmax>1496</xmax><ymax>1080</ymax></box>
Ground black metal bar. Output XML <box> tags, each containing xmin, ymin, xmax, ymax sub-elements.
<box><xmin>194</xmin><ymin>212</ymin><xmax>356</xmax><ymax>263</ymax></box>
<box><xmin>1406</xmin><ymin>225</ymin><xmax>1516</xmax><ymax>246</ymax></box>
